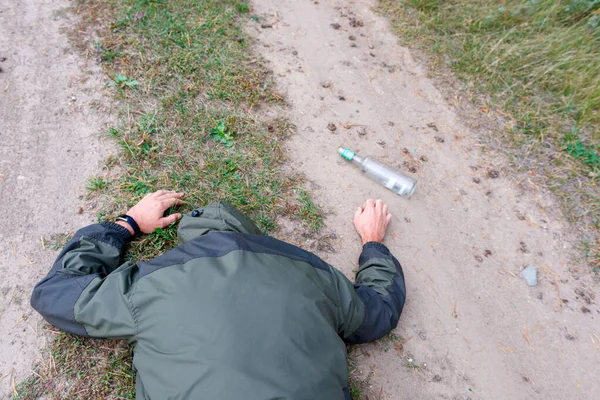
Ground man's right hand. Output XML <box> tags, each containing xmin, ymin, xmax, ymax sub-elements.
<box><xmin>353</xmin><ymin>199</ymin><xmax>392</xmax><ymax>245</ymax></box>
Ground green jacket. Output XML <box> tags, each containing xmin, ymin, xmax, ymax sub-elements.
<box><xmin>31</xmin><ymin>202</ymin><xmax>406</xmax><ymax>400</ymax></box>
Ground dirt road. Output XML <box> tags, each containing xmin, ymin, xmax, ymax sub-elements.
<box><xmin>0</xmin><ymin>0</ymin><xmax>110</xmax><ymax>396</ymax></box>
<box><xmin>1</xmin><ymin>0</ymin><xmax>598</xmax><ymax>398</ymax></box>
<box><xmin>250</xmin><ymin>0</ymin><xmax>599</xmax><ymax>398</ymax></box>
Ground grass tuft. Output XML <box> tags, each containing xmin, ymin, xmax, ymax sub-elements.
<box><xmin>86</xmin><ymin>176</ymin><xmax>108</xmax><ymax>191</ymax></box>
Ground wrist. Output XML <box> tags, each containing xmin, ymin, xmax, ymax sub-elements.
<box><xmin>116</xmin><ymin>214</ymin><xmax>141</xmax><ymax>235</ymax></box>
<box><xmin>115</xmin><ymin>220</ymin><xmax>135</xmax><ymax>235</ymax></box>
<box><xmin>361</xmin><ymin>234</ymin><xmax>382</xmax><ymax>245</ymax></box>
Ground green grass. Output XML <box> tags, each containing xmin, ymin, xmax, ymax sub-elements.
<box><xmin>86</xmin><ymin>176</ymin><xmax>108</xmax><ymax>191</ymax></box>
<box><xmin>379</xmin><ymin>0</ymin><xmax>599</xmax><ymax>268</ymax></box>
<box><xmin>295</xmin><ymin>187</ymin><xmax>325</xmax><ymax>231</ymax></box>
<box><xmin>18</xmin><ymin>0</ymin><xmax>322</xmax><ymax>398</ymax></box>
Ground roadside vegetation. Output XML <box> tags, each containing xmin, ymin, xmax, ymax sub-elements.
<box><xmin>15</xmin><ymin>0</ymin><xmax>322</xmax><ymax>398</ymax></box>
<box><xmin>379</xmin><ymin>0</ymin><xmax>599</xmax><ymax>268</ymax></box>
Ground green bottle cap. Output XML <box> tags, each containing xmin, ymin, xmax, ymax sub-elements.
<box><xmin>338</xmin><ymin>147</ymin><xmax>355</xmax><ymax>161</ymax></box>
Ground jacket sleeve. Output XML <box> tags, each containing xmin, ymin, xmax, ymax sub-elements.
<box><xmin>333</xmin><ymin>242</ymin><xmax>406</xmax><ymax>344</ymax></box>
<box><xmin>31</xmin><ymin>222</ymin><xmax>137</xmax><ymax>340</ymax></box>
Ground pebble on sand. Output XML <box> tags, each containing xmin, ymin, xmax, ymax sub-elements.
<box><xmin>520</xmin><ymin>265</ymin><xmax>538</xmax><ymax>287</ymax></box>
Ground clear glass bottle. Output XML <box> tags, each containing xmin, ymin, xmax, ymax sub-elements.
<box><xmin>339</xmin><ymin>147</ymin><xmax>417</xmax><ymax>198</ymax></box>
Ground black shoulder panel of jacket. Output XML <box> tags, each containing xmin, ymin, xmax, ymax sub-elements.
<box><xmin>136</xmin><ymin>231</ymin><xmax>331</xmax><ymax>280</ymax></box>
<box><xmin>345</xmin><ymin>242</ymin><xmax>406</xmax><ymax>344</ymax></box>
<box><xmin>30</xmin><ymin>223</ymin><xmax>131</xmax><ymax>336</ymax></box>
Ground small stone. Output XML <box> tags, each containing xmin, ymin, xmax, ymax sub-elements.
<box><xmin>77</xmin><ymin>207</ymin><xmax>84</xmax><ymax>214</ymax></box>
<box><xmin>320</xmin><ymin>80</ymin><xmax>332</xmax><ymax>88</ymax></box>
<box><xmin>338</xmin><ymin>95</ymin><xmax>346</xmax><ymax>101</ymax></box>
<box><xmin>292</xmin><ymin>50</ymin><xmax>298</xmax><ymax>56</ymax></box>
<box><xmin>404</xmin><ymin>163</ymin><xmax>417</xmax><ymax>173</ymax></box>
<box><xmin>418</xmin><ymin>331</ymin><xmax>426</xmax><ymax>340</ymax></box>
<box><xmin>472</xmin><ymin>177</ymin><xmax>480</xmax><ymax>184</ymax></box>
<box><xmin>427</xmin><ymin>122</ymin><xmax>438</xmax><ymax>131</ymax></box>
<box><xmin>357</xmin><ymin>127</ymin><xmax>367</xmax><ymax>136</ymax></box>
<box><xmin>348</xmin><ymin>35</ymin><xmax>356</xmax><ymax>41</ymax></box>
<box><xmin>519</xmin><ymin>241</ymin><xmax>529</xmax><ymax>253</ymax></box>
<box><xmin>434</xmin><ymin>136</ymin><xmax>445</xmax><ymax>143</ymax></box>
<box><xmin>260</xmin><ymin>23</ymin><xmax>273</xmax><ymax>29</ymax></box>
<box><xmin>520</xmin><ymin>265</ymin><xmax>538</xmax><ymax>287</ymax></box>
<box><xmin>433</xmin><ymin>375</ymin><xmax>442</xmax><ymax>382</ymax></box>
<box><xmin>369</xmin><ymin>52</ymin><xmax>376</xmax><ymax>57</ymax></box>
<box><xmin>376</xmin><ymin>140</ymin><xmax>386</xmax><ymax>147</ymax></box>
<box><xmin>487</xmin><ymin>169</ymin><xmax>500</xmax><ymax>179</ymax></box>
<box><xmin>327</xmin><ymin>123</ymin><xmax>337</xmax><ymax>132</ymax></box>
<box><xmin>420</xmin><ymin>155</ymin><xmax>428</xmax><ymax>162</ymax></box>
<box><xmin>475</xmin><ymin>255</ymin><xmax>483</xmax><ymax>263</ymax></box>
<box><xmin>330</xmin><ymin>23</ymin><xmax>341</xmax><ymax>30</ymax></box>
<box><xmin>484</xmin><ymin>249</ymin><xmax>492</xmax><ymax>257</ymax></box>
<box><xmin>350</xmin><ymin>43</ymin><xmax>358</xmax><ymax>48</ymax></box>
<box><xmin>349</xmin><ymin>17</ymin><xmax>364</xmax><ymax>27</ymax></box>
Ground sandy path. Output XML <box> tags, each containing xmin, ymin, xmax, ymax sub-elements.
<box><xmin>250</xmin><ymin>0</ymin><xmax>599</xmax><ymax>398</ymax></box>
<box><xmin>0</xmin><ymin>0</ymin><xmax>111</xmax><ymax>396</ymax></box>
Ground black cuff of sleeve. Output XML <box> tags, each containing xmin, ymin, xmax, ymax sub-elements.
<box><xmin>100</xmin><ymin>222</ymin><xmax>133</xmax><ymax>242</ymax></box>
<box><xmin>362</xmin><ymin>241</ymin><xmax>390</xmax><ymax>255</ymax></box>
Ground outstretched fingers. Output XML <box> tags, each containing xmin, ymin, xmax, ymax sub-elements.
<box><xmin>155</xmin><ymin>190</ymin><xmax>184</xmax><ymax>199</ymax></box>
<box><xmin>161</xmin><ymin>198</ymin><xmax>185</xmax><ymax>209</ymax></box>
<box><xmin>159</xmin><ymin>213</ymin><xmax>183</xmax><ymax>228</ymax></box>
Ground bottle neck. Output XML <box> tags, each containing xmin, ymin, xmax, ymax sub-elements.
<box><xmin>351</xmin><ymin>154</ymin><xmax>364</xmax><ymax>166</ymax></box>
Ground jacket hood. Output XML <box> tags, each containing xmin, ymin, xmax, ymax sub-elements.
<box><xmin>177</xmin><ymin>202</ymin><xmax>262</xmax><ymax>245</ymax></box>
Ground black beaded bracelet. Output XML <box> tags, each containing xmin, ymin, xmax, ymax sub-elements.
<box><xmin>116</xmin><ymin>214</ymin><xmax>141</xmax><ymax>236</ymax></box>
